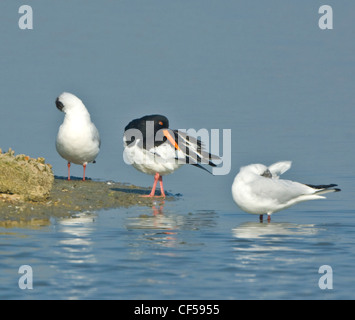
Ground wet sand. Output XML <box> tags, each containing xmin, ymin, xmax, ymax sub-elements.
<box><xmin>0</xmin><ymin>177</ymin><xmax>174</xmax><ymax>222</ymax></box>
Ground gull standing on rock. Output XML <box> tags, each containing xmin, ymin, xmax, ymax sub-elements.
<box><xmin>231</xmin><ymin>161</ymin><xmax>340</xmax><ymax>222</ymax></box>
<box><xmin>55</xmin><ymin>92</ymin><xmax>100</xmax><ymax>181</ymax></box>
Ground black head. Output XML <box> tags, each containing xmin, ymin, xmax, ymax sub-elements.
<box><xmin>261</xmin><ymin>169</ymin><xmax>272</xmax><ymax>178</ymax></box>
<box><xmin>55</xmin><ymin>97</ymin><xmax>65</xmax><ymax>111</ymax></box>
<box><xmin>124</xmin><ymin>114</ymin><xmax>169</xmax><ymax>132</ymax></box>
<box><xmin>124</xmin><ymin>114</ymin><xmax>170</xmax><ymax>148</ymax></box>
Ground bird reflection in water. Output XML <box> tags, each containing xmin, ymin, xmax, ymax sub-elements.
<box><xmin>53</xmin><ymin>211</ymin><xmax>97</xmax><ymax>299</ymax></box>
<box><xmin>232</xmin><ymin>221</ymin><xmax>319</xmax><ymax>240</ymax></box>
<box><xmin>229</xmin><ymin>221</ymin><xmax>321</xmax><ymax>284</ymax></box>
<box><xmin>125</xmin><ymin>200</ymin><xmax>182</xmax><ymax>250</ymax></box>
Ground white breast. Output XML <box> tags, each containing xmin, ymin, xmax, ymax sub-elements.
<box><xmin>123</xmin><ymin>139</ymin><xmax>183</xmax><ymax>176</ymax></box>
<box><xmin>56</xmin><ymin>116</ymin><xmax>100</xmax><ymax>165</ymax></box>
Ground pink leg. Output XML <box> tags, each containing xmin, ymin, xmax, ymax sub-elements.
<box><xmin>83</xmin><ymin>163</ymin><xmax>87</xmax><ymax>181</ymax></box>
<box><xmin>152</xmin><ymin>204</ymin><xmax>164</xmax><ymax>216</ymax></box>
<box><xmin>141</xmin><ymin>173</ymin><xmax>160</xmax><ymax>197</ymax></box>
<box><xmin>267</xmin><ymin>215</ymin><xmax>271</xmax><ymax>223</ymax></box>
<box><xmin>159</xmin><ymin>175</ymin><xmax>166</xmax><ymax>197</ymax></box>
<box><xmin>67</xmin><ymin>162</ymin><xmax>71</xmax><ymax>181</ymax></box>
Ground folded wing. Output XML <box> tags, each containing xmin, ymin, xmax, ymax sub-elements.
<box><xmin>268</xmin><ymin>161</ymin><xmax>292</xmax><ymax>178</ymax></box>
<box><xmin>173</xmin><ymin>130</ymin><xmax>220</xmax><ymax>167</ymax></box>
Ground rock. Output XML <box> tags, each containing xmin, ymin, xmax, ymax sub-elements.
<box><xmin>0</xmin><ymin>148</ymin><xmax>54</xmax><ymax>201</ymax></box>
<box><xmin>0</xmin><ymin>148</ymin><xmax>178</xmax><ymax>222</ymax></box>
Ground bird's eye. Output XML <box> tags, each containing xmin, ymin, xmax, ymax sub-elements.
<box><xmin>159</xmin><ymin>121</ymin><xmax>163</xmax><ymax>126</ymax></box>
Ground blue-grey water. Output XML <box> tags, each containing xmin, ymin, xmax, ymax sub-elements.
<box><xmin>1</xmin><ymin>1</ymin><xmax>355</xmax><ymax>299</ymax></box>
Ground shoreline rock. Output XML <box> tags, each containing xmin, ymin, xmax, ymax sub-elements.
<box><xmin>0</xmin><ymin>148</ymin><xmax>54</xmax><ymax>201</ymax></box>
<box><xmin>0</xmin><ymin>148</ymin><xmax>175</xmax><ymax>223</ymax></box>
<box><xmin>0</xmin><ymin>177</ymin><xmax>174</xmax><ymax>222</ymax></box>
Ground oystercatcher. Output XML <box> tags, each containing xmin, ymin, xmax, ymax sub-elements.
<box><xmin>123</xmin><ymin>114</ymin><xmax>220</xmax><ymax>197</ymax></box>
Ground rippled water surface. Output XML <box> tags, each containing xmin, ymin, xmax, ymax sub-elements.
<box><xmin>1</xmin><ymin>200</ymin><xmax>355</xmax><ymax>299</ymax></box>
<box><xmin>1</xmin><ymin>1</ymin><xmax>355</xmax><ymax>299</ymax></box>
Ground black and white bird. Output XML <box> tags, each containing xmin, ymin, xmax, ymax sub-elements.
<box><xmin>55</xmin><ymin>92</ymin><xmax>100</xmax><ymax>181</ymax></box>
<box><xmin>231</xmin><ymin>161</ymin><xmax>340</xmax><ymax>222</ymax></box>
<box><xmin>123</xmin><ymin>114</ymin><xmax>220</xmax><ymax>197</ymax></box>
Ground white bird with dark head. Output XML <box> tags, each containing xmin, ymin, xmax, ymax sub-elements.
<box><xmin>232</xmin><ymin>161</ymin><xmax>340</xmax><ymax>222</ymax></box>
<box><xmin>55</xmin><ymin>92</ymin><xmax>100</xmax><ymax>181</ymax></box>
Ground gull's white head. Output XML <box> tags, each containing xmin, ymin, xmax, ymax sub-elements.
<box><xmin>55</xmin><ymin>92</ymin><xmax>89</xmax><ymax>116</ymax></box>
<box><xmin>235</xmin><ymin>163</ymin><xmax>272</xmax><ymax>184</ymax></box>
<box><xmin>237</xmin><ymin>161</ymin><xmax>292</xmax><ymax>182</ymax></box>
<box><xmin>241</xmin><ymin>163</ymin><xmax>269</xmax><ymax>176</ymax></box>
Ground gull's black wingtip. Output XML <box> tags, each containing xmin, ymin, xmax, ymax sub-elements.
<box><xmin>306</xmin><ymin>183</ymin><xmax>341</xmax><ymax>193</ymax></box>
<box><xmin>306</xmin><ymin>183</ymin><xmax>338</xmax><ymax>190</ymax></box>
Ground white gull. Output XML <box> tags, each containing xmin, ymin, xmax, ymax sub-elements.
<box><xmin>231</xmin><ymin>161</ymin><xmax>340</xmax><ymax>222</ymax></box>
<box><xmin>55</xmin><ymin>92</ymin><xmax>100</xmax><ymax>181</ymax></box>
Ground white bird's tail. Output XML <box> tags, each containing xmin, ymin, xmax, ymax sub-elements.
<box><xmin>306</xmin><ymin>184</ymin><xmax>341</xmax><ymax>195</ymax></box>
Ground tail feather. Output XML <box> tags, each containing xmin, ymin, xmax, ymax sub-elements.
<box><xmin>191</xmin><ymin>163</ymin><xmax>213</xmax><ymax>175</ymax></box>
<box><xmin>306</xmin><ymin>183</ymin><xmax>341</xmax><ymax>195</ymax></box>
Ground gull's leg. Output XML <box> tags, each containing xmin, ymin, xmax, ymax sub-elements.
<box><xmin>68</xmin><ymin>162</ymin><xmax>71</xmax><ymax>181</ymax></box>
<box><xmin>83</xmin><ymin>163</ymin><xmax>87</xmax><ymax>181</ymax></box>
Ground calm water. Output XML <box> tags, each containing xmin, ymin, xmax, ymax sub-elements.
<box><xmin>1</xmin><ymin>1</ymin><xmax>355</xmax><ymax>299</ymax></box>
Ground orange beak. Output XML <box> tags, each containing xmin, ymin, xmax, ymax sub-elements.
<box><xmin>163</xmin><ymin>129</ymin><xmax>180</xmax><ymax>151</ymax></box>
